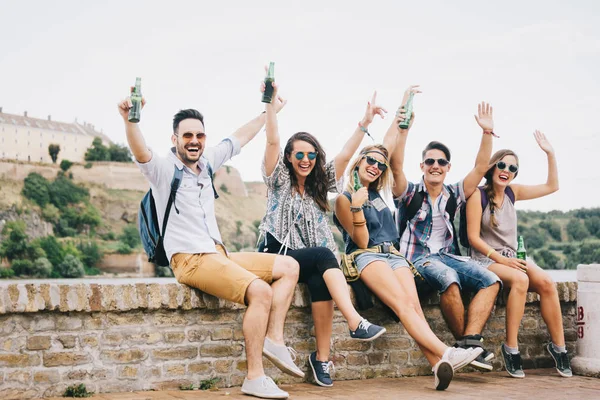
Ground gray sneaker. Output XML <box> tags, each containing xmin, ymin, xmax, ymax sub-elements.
<box><xmin>241</xmin><ymin>376</ymin><xmax>289</xmax><ymax>399</ymax></box>
<box><xmin>443</xmin><ymin>346</ymin><xmax>484</xmax><ymax>371</ymax></box>
<box><xmin>349</xmin><ymin>319</ymin><xmax>387</xmax><ymax>341</ymax></box>
<box><xmin>263</xmin><ymin>337</ymin><xmax>305</xmax><ymax>378</ymax></box>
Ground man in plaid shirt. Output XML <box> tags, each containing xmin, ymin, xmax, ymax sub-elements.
<box><xmin>391</xmin><ymin>99</ymin><xmax>501</xmax><ymax>370</ymax></box>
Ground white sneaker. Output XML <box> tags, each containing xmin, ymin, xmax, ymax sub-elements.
<box><xmin>443</xmin><ymin>346</ymin><xmax>484</xmax><ymax>372</ymax></box>
<box><xmin>241</xmin><ymin>376</ymin><xmax>289</xmax><ymax>399</ymax></box>
<box><xmin>263</xmin><ymin>337</ymin><xmax>305</xmax><ymax>378</ymax></box>
<box><xmin>432</xmin><ymin>359</ymin><xmax>453</xmax><ymax>391</ymax></box>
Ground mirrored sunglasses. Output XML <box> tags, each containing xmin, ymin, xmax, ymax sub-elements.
<box><xmin>294</xmin><ymin>151</ymin><xmax>317</xmax><ymax>161</ymax></box>
<box><xmin>423</xmin><ymin>158</ymin><xmax>449</xmax><ymax>167</ymax></box>
<box><xmin>497</xmin><ymin>161</ymin><xmax>518</xmax><ymax>173</ymax></box>
<box><xmin>364</xmin><ymin>155</ymin><xmax>388</xmax><ymax>172</ymax></box>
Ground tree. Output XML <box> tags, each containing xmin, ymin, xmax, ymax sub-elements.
<box><xmin>48</xmin><ymin>144</ymin><xmax>61</xmax><ymax>164</ymax></box>
<box><xmin>534</xmin><ymin>249</ymin><xmax>560</xmax><ymax>269</ymax></box>
<box><xmin>48</xmin><ymin>176</ymin><xmax>89</xmax><ymax>209</ymax></box>
<box><xmin>60</xmin><ymin>159</ymin><xmax>73</xmax><ymax>172</ymax></box>
<box><xmin>566</xmin><ymin>219</ymin><xmax>589</xmax><ymax>241</ymax></box>
<box><xmin>36</xmin><ymin>236</ymin><xmax>65</xmax><ymax>267</ymax></box>
<box><xmin>523</xmin><ymin>226</ymin><xmax>546</xmax><ymax>250</ymax></box>
<box><xmin>108</xmin><ymin>143</ymin><xmax>132</xmax><ymax>162</ymax></box>
<box><xmin>84</xmin><ymin>137</ymin><xmax>110</xmax><ymax>162</ymax></box>
<box><xmin>538</xmin><ymin>220</ymin><xmax>562</xmax><ymax>242</ymax></box>
<box><xmin>11</xmin><ymin>258</ymin><xmax>52</xmax><ymax>278</ymax></box>
<box><xmin>55</xmin><ymin>254</ymin><xmax>85</xmax><ymax>278</ymax></box>
<box><xmin>584</xmin><ymin>216</ymin><xmax>600</xmax><ymax>239</ymax></box>
<box><xmin>22</xmin><ymin>172</ymin><xmax>51</xmax><ymax>207</ymax></box>
<box><xmin>119</xmin><ymin>225</ymin><xmax>141</xmax><ymax>249</ymax></box>
<box><xmin>0</xmin><ymin>221</ymin><xmax>29</xmax><ymax>261</ymax></box>
<box><xmin>77</xmin><ymin>240</ymin><xmax>104</xmax><ymax>270</ymax></box>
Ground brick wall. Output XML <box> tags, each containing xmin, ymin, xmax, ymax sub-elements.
<box><xmin>0</xmin><ymin>279</ymin><xmax>578</xmax><ymax>399</ymax></box>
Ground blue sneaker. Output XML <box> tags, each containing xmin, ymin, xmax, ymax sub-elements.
<box><xmin>309</xmin><ymin>351</ymin><xmax>334</xmax><ymax>387</ymax></box>
<box><xmin>501</xmin><ymin>344</ymin><xmax>525</xmax><ymax>378</ymax></box>
<box><xmin>349</xmin><ymin>319</ymin><xmax>386</xmax><ymax>341</ymax></box>
<box><xmin>546</xmin><ymin>343</ymin><xmax>572</xmax><ymax>378</ymax></box>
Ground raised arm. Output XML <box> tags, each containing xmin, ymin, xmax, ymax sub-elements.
<box><xmin>390</xmin><ymin>85</ymin><xmax>421</xmax><ymax>197</ymax></box>
<box><xmin>466</xmin><ymin>190</ymin><xmax>527</xmax><ymax>272</ymax></box>
<box><xmin>262</xmin><ymin>81</ymin><xmax>287</xmax><ymax>176</ymax></box>
<box><xmin>463</xmin><ymin>102</ymin><xmax>495</xmax><ymax>198</ymax></box>
<box><xmin>118</xmin><ymin>89</ymin><xmax>151</xmax><ymax>163</ymax></box>
<box><xmin>511</xmin><ymin>130</ymin><xmax>559</xmax><ymax>201</ymax></box>
<box><xmin>335</xmin><ymin>188</ymin><xmax>370</xmax><ymax>249</ymax></box>
<box><xmin>333</xmin><ymin>92</ymin><xmax>387</xmax><ymax>181</ymax></box>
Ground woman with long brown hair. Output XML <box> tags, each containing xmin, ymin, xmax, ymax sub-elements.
<box><xmin>466</xmin><ymin>131</ymin><xmax>571</xmax><ymax>379</ymax></box>
<box><xmin>258</xmin><ymin>81</ymin><xmax>386</xmax><ymax>387</ymax></box>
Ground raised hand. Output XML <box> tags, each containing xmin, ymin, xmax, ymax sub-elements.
<box><xmin>533</xmin><ymin>130</ymin><xmax>554</xmax><ymax>154</ymax></box>
<box><xmin>474</xmin><ymin>101</ymin><xmax>494</xmax><ymax>132</ymax></box>
<box><xmin>396</xmin><ymin>85</ymin><xmax>421</xmax><ymax>131</ymax></box>
<box><xmin>117</xmin><ymin>87</ymin><xmax>146</xmax><ymax>122</ymax></box>
<box><xmin>361</xmin><ymin>91</ymin><xmax>387</xmax><ymax>126</ymax></box>
<box><xmin>261</xmin><ymin>81</ymin><xmax>287</xmax><ymax>113</ymax></box>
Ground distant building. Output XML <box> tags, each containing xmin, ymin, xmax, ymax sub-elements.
<box><xmin>0</xmin><ymin>107</ymin><xmax>112</xmax><ymax>163</ymax></box>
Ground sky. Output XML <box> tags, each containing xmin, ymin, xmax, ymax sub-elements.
<box><xmin>1</xmin><ymin>0</ymin><xmax>599</xmax><ymax>211</ymax></box>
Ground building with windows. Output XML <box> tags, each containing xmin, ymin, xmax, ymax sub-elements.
<box><xmin>0</xmin><ymin>107</ymin><xmax>112</xmax><ymax>163</ymax></box>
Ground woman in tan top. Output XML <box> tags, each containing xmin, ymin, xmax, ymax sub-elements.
<box><xmin>466</xmin><ymin>131</ymin><xmax>571</xmax><ymax>379</ymax></box>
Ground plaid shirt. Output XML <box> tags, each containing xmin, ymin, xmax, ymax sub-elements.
<box><xmin>394</xmin><ymin>179</ymin><xmax>466</xmax><ymax>262</ymax></box>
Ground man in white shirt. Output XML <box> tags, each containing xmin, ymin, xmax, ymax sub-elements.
<box><xmin>118</xmin><ymin>90</ymin><xmax>299</xmax><ymax>399</ymax></box>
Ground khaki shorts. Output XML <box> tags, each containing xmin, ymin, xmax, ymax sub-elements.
<box><xmin>170</xmin><ymin>245</ymin><xmax>276</xmax><ymax>305</ymax></box>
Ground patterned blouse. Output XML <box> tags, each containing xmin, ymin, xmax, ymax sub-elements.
<box><xmin>259</xmin><ymin>151</ymin><xmax>343</xmax><ymax>254</ymax></box>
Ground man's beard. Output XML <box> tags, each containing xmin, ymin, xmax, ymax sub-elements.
<box><xmin>177</xmin><ymin>143</ymin><xmax>203</xmax><ymax>164</ymax></box>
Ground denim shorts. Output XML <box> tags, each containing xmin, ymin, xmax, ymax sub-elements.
<box><xmin>413</xmin><ymin>252</ymin><xmax>500</xmax><ymax>294</ymax></box>
<box><xmin>355</xmin><ymin>252</ymin><xmax>410</xmax><ymax>273</ymax></box>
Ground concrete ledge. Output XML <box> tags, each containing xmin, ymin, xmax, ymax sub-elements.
<box><xmin>0</xmin><ymin>279</ymin><xmax>578</xmax><ymax>315</ymax></box>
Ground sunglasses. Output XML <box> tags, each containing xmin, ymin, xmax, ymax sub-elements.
<box><xmin>179</xmin><ymin>132</ymin><xmax>206</xmax><ymax>140</ymax></box>
<box><xmin>294</xmin><ymin>151</ymin><xmax>317</xmax><ymax>161</ymax></box>
<box><xmin>496</xmin><ymin>161</ymin><xmax>518</xmax><ymax>173</ymax></box>
<box><xmin>364</xmin><ymin>155</ymin><xmax>388</xmax><ymax>172</ymax></box>
<box><xmin>423</xmin><ymin>158</ymin><xmax>449</xmax><ymax>167</ymax></box>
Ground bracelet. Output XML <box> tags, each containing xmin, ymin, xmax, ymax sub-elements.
<box><xmin>350</xmin><ymin>206</ymin><xmax>363</xmax><ymax>213</ymax></box>
<box><xmin>352</xmin><ymin>220</ymin><xmax>366</xmax><ymax>226</ymax></box>
<box><xmin>486</xmin><ymin>248</ymin><xmax>495</xmax><ymax>258</ymax></box>
<box><xmin>483</xmin><ymin>130</ymin><xmax>500</xmax><ymax>138</ymax></box>
<box><xmin>358</xmin><ymin>122</ymin><xmax>374</xmax><ymax>140</ymax></box>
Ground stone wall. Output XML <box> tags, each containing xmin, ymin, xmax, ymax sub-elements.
<box><xmin>0</xmin><ymin>279</ymin><xmax>578</xmax><ymax>399</ymax></box>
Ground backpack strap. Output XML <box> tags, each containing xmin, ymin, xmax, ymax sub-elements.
<box><xmin>480</xmin><ymin>186</ymin><xmax>515</xmax><ymax>211</ymax></box>
<box><xmin>506</xmin><ymin>186</ymin><xmax>515</xmax><ymax>204</ymax></box>
<box><xmin>399</xmin><ymin>189</ymin><xmax>425</xmax><ymax>238</ymax></box>
<box><xmin>445</xmin><ymin>187</ymin><xmax>461</xmax><ymax>256</ymax></box>
<box><xmin>206</xmin><ymin>163</ymin><xmax>219</xmax><ymax>199</ymax></box>
<box><xmin>160</xmin><ymin>166</ymin><xmax>183</xmax><ymax>236</ymax></box>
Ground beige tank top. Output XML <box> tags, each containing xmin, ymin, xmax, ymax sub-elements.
<box><xmin>471</xmin><ymin>191</ymin><xmax>517</xmax><ymax>260</ymax></box>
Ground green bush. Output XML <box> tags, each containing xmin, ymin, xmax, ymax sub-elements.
<box><xmin>55</xmin><ymin>254</ymin><xmax>85</xmax><ymax>278</ymax></box>
<box><xmin>538</xmin><ymin>220</ymin><xmax>562</xmax><ymax>242</ymax></box>
<box><xmin>100</xmin><ymin>231</ymin><xmax>117</xmax><ymax>241</ymax></box>
<box><xmin>84</xmin><ymin>137</ymin><xmax>110</xmax><ymax>162</ymax></box>
<box><xmin>32</xmin><ymin>257</ymin><xmax>53</xmax><ymax>278</ymax></box>
<box><xmin>22</xmin><ymin>172</ymin><xmax>50</xmax><ymax>207</ymax></box>
<box><xmin>566</xmin><ymin>219</ymin><xmax>589</xmax><ymax>241</ymax></box>
<box><xmin>0</xmin><ymin>221</ymin><xmax>29</xmax><ymax>261</ymax></box>
<box><xmin>84</xmin><ymin>162</ymin><xmax>93</xmax><ymax>169</ymax></box>
<box><xmin>116</xmin><ymin>242</ymin><xmax>133</xmax><ymax>254</ymax></box>
<box><xmin>63</xmin><ymin>383</ymin><xmax>93</xmax><ymax>398</ymax></box>
<box><xmin>10</xmin><ymin>260</ymin><xmax>34</xmax><ymax>276</ymax></box>
<box><xmin>0</xmin><ymin>268</ymin><xmax>15</xmax><ymax>279</ymax></box>
<box><xmin>41</xmin><ymin>204</ymin><xmax>61</xmax><ymax>224</ymax></box>
<box><xmin>48</xmin><ymin>176</ymin><xmax>89</xmax><ymax>210</ymax></box>
<box><xmin>119</xmin><ymin>225</ymin><xmax>141</xmax><ymax>249</ymax></box>
<box><xmin>77</xmin><ymin>241</ymin><xmax>104</xmax><ymax>270</ymax></box>
<box><xmin>60</xmin><ymin>159</ymin><xmax>73</xmax><ymax>172</ymax></box>
<box><xmin>108</xmin><ymin>143</ymin><xmax>133</xmax><ymax>162</ymax></box>
<box><xmin>36</xmin><ymin>236</ymin><xmax>65</xmax><ymax>267</ymax></box>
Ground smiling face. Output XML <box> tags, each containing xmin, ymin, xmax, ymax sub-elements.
<box><xmin>492</xmin><ymin>154</ymin><xmax>519</xmax><ymax>188</ymax></box>
<box><xmin>287</xmin><ymin>140</ymin><xmax>317</xmax><ymax>179</ymax></box>
<box><xmin>421</xmin><ymin>149</ymin><xmax>451</xmax><ymax>185</ymax></box>
<box><xmin>171</xmin><ymin>118</ymin><xmax>206</xmax><ymax>167</ymax></box>
<box><xmin>356</xmin><ymin>151</ymin><xmax>388</xmax><ymax>186</ymax></box>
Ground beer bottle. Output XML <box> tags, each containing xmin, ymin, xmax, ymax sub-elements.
<box><xmin>353</xmin><ymin>169</ymin><xmax>363</xmax><ymax>192</ymax></box>
<box><xmin>398</xmin><ymin>92</ymin><xmax>414</xmax><ymax>130</ymax></box>
<box><xmin>261</xmin><ymin>62</ymin><xmax>275</xmax><ymax>103</ymax></box>
<box><xmin>128</xmin><ymin>77</ymin><xmax>142</xmax><ymax>123</ymax></box>
<box><xmin>516</xmin><ymin>235</ymin><xmax>527</xmax><ymax>260</ymax></box>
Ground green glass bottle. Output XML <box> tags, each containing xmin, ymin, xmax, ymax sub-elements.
<box><xmin>353</xmin><ymin>169</ymin><xmax>362</xmax><ymax>191</ymax></box>
<box><xmin>516</xmin><ymin>235</ymin><xmax>527</xmax><ymax>260</ymax></box>
<box><xmin>261</xmin><ymin>62</ymin><xmax>275</xmax><ymax>103</ymax></box>
<box><xmin>398</xmin><ymin>92</ymin><xmax>414</xmax><ymax>129</ymax></box>
<box><xmin>128</xmin><ymin>77</ymin><xmax>142</xmax><ymax>123</ymax></box>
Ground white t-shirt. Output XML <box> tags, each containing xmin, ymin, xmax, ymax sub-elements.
<box><xmin>428</xmin><ymin>200</ymin><xmax>446</xmax><ymax>254</ymax></box>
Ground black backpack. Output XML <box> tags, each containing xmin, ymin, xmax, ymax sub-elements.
<box><xmin>457</xmin><ymin>186</ymin><xmax>515</xmax><ymax>251</ymax></box>
<box><xmin>397</xmin><ymin>187</ymin><xmax>461</xmax><ymax>256</ymax></box>
<box><xmin>138</xmin><ymin>163</ymin><xmax>218</xmax><ymax>267</ymax></box>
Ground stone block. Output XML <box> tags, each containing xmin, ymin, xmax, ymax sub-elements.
<box><xmin>0</xmin><ymin>388</ymin><xmax>40</xmax><ymax>400</ymax></box>
<box><xmin>0</xmin><ymin>353</ymin><xmax>41</xmax><ymax>367</ymax></box>
<box><xmin>26</xmin><ymin>335</ymin><xmax>51</xmax><ymax>350</ymax></box>
<box><xmin>334</xmin><ymin>339</ymin><xmax>371</xmax><ymax>352</ymax></box>
<box><xmin>31</xmin><ymin>316</ymin><xmax>55</xmax><ymax>331</ymax></box>
<box><xmin>215</xmin><ymin>360</ymin><xmax>233</xmax><ymax>373</ymax></box>
<box><xmin>152</xmin><ymin>346</ymin><xmax>198</xmax><ymax>360</ymax></box>
<box><xmin>389</xmin><ymin>351</ymin><xmax>409</xmax><ymax>364</ymax></box>
<box><xmin>188</xmin><ymin>328</ymin><xmax>210</xmax><ymax>342</ymax></box>
<box><xmin>201</xmin><ymin>343</ymin><xmax>243</xmax><ymax>357</ymax></box>
<box><xmin>211</xmin><ymin>327</ymin><xmax>233</xmax><ymax>340</ymax></box>
<box><xmin>100</xmin><ymin>349</ymin><xmax>148</xmax><ymax>364</ymax></box>
<box><xmin>43</xmin><ymin>352</ymin><xmax>91</xmax><ymax>367</ymax></box>
<box><xmin>189</xmin><ymin>361</ymin><xmax>211</xmax><ymax>374</ymax></box>
<box><xmin>56</xmin><ymin>315</ymin><xmax>83</xmax><ymax>331</ymax></box>
<box><xmin>57</xmin><ymin>335</ymin><xmax>77</xmax><ymax>348</ymax></box>
<box><xmin>164</xmin><ymin>363</ymin><xmax>186</xmax><ymax>376</ymax></box>
<box><xmin>34</xmin><ymin>370</ymin><xmax>60</xmax><ymax>384</ymax></box>
<box><xmin>153</xmin><ymin>312</ymin><xmax>189</xmax><ymax>326</ymax></box>
<box><xmin>106</xmin><ymin>312</ymin><xmax>145</xmax><ymax>326</ymax></box>
<box><xmin>373</xmin><ymin>337</ymin><xmax>412</xmax><ymax>351</ymax></box>
<box><xmin>368</xmin><ymin>352</ymin><xmax>386</xmax><ymax>365</ymax></box>
<box><xmin>7</xmin><ymin>370</ymin><xmax>31</xmax><ymax>384</ymax></box>
<box><xmin>164</xmin><ymin>331</ymin><xmax>185</xmax><ymax>343</ymax></box>
<box><xmin>346</xmin><ymin>353</ymin><xmax>367</xmax><ymax>366</ymax></box>
<box><xmin>117</xmin><ymin>365</ymin><xmax>140</xmax><ymax>380</ymax></box>
<box><xmin>80</xmin><ymin>334</ymin><xmax>99</xmax><ymax>347</ymax></box>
